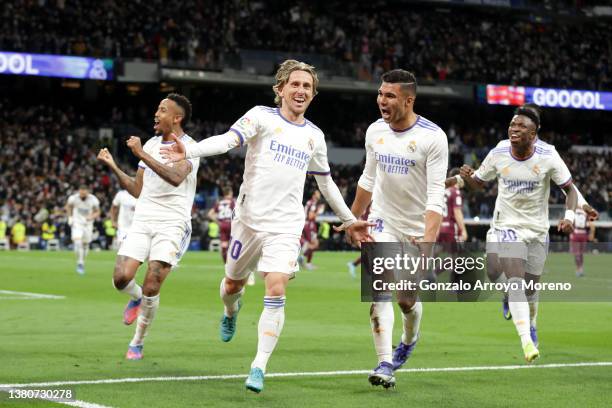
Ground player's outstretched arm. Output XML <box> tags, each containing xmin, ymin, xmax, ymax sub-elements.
<box><xmin>97</xmin><ymin>148</ymin><xmax>143</xmax><ymax>198</ymax></box>
<box><xmin>127</xmin><ymin>136</ymin><xmax>191</xmax><ymax>187</ymax></box>
<box><xmin>160</xmin><ymin>132</ymin><xmax>241</xmax><ymax>162</ymax></box>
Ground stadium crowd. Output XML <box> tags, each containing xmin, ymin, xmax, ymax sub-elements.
<box><xmin>0</xmin><ymin>101</ymin><xmax>609</xmax><ymax>249</ymax></box>
<box><xmin>2</xmin><ymin>1</ymin><xmax>611</xmax><ymax>89</ymax></box>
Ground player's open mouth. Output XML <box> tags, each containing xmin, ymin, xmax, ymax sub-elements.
<box><xmin>380</xmin><ymin>108</ymin><xmax>391</xmax><ymax>118</ymax></box>
<box><xmin>153</xmin><ymin>119</ymin><xmax>160</xmax><ymax>130</ymax></box>
<box><xmin>509</xmin><ymin>133</ymin><xmax>520</xmax><ymax>142</ymax></box>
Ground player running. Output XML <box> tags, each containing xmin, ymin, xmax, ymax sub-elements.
<box><xmin>160</xmin><ymin>59</ymin><xmax>372</xmax><ymax>393</ymax></box>
<box><xmin>65</xmin><ymin>185</ymin><xmax>100</xmax><ymax>275</ymax></box>
<box><xmin>450</xmin><ymin>103</ymin><xmax>599</xmax><ymax>325</ymax></box>
<box><xmin>299</xmin><ymin>190</ymin><xmax>324</xmax><ymax>270</ymax></box>
<box><xmin>460</xmin><ymin>105</ymin><xmax>577</xmax><ymax>363</ymax></box>
<box><xmin>208</xmin><ymin>186</ymin><xmax>236</xmax><ymax>264</ymax></box>
<box><xmin>97</xmin><ymin>93</ymin><xmax>199</xmax><ymax>360</ymax></box>
<box><xmin>570</xmin><ymin>207</ymin><xmax>595</xmax><ymax>277</ymax></box>
<box><xmin>350</xmin><ymin>69</ymin><xmax>448</xmax><ymax>388</ymax></box>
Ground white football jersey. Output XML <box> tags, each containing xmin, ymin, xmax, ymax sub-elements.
<box><xmin>136</xmin><ymin>134</ymin><xmax>200</xmax><ymax>223</ymax></box>
<box><xmin>358</xmin><ymin>116</ymin><xmax>448</xmax><ymax>236</ymax></box>
<box><xmin>67</xmin><ymin>193</ymin><xmax>100</xmax><ymax>226</ymax></box>
<box><xmin>228</xmin><ymin>106</ymin><xmax>331</xmax><ymax>235</ymax></box>
<box><xmin>112</xmin><ymin>190</ymin><xmax>137</xmax><ymax>231</ymax></box>
<box><xmin>498</xmin><ymin>138</ymin><xmax>588</xmax><ymax>207</ymax></box>
<box><xmin>474</xmin><ymin>140</ymin><xmax>572</xmax><ymax>237</ymax></box>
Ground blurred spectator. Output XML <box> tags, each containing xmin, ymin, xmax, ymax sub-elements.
<box><xmin>1</xmin><ymin>2</ymin><xmax>610</xmax><ymax>89</ymax></box>
<box><xmin>11</xmin><ymin>218</ymin><xmax>26</xmax><ymax>248</ymax></box>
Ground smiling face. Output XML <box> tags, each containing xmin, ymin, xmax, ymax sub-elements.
<box><xmin>277</xmin><ymin>70</ymin><xmax>315</xmax><ymax>118</ymax></box>
<box><xmin>507</xmin><ymin>114</ymin><xmax>537</xmax><ymax>150</ymax></box>
<box><xmin>153</xmin><ymin>98</ymin><xmax>183</xmax><ymax>135</ymax></box>
<box><xmin>377</xmin><ymin>82</ymin><xmax>413</xmax><ymax>126</ymax></box>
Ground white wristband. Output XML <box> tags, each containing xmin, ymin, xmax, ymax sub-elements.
<box><xmin>564</xmin><ymin>209</ymin><xmax>575</xmax><ymax>223</ymax></box>
<box><xmin>454</xmin><ymin>174</ymin><xmax>465</xmax><ymax>189</ymax></box>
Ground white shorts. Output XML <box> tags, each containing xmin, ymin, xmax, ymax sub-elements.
<box><xmin>369</xmin><ymin>218</ymin><xmax>422</xmax><ymax>285</ymax></box>
<box><xmin>118</xmin><ymin>220</ymin><xmax>191</xmax><ymax>267</ymax></box>
<box><xmin>225</xmin><ymin>219</ymin><xmax>301</xmax><ymax>280</ymax></box>
<box><xmin>71</xmin><ymin>223</ymin><xmax>93</xmax><ymax>243</ymax></box>
<box><xmin>486</xmin><ymin>227</ymin><xmax>548</xmax><ymax>276</ymax></box>
<box><xmin>369</xmin><ymin>217</ymin><xmax>421</xmax><ymax>244</ymax></box>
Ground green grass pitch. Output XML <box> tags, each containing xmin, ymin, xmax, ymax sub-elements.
<box><xmin>1</xmin><ymin>250</ymin><xmax>611</xmax><ymax>407</ymax></box>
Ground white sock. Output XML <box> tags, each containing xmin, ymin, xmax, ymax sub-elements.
<box><xmin>401</xmin><ymin>301</ymin><xmax>422</xmax><ymax>345</ymax></box>
<box><xmin>507</xmin><ymin>277</ymin><xmax>531</xmax><ymax>347</ymax></box>
<box><xmin>130</xmin><ymin>294</ymin><xmax>160</xmax><ymax>346</ymax></box>
<box><xmin>370</xmin><ymin>302</ymin><xmax>394</xmax><ymax>364</ymax></box>
<box><xmin>83</xmin><ymin>244</ymin><xmax>89</xmax><ymax>262</ymax></box>
<box><xmin>116</xmin><ymin>279</ymin><xmax>142</xmax><ymax>300</ymax></box>
<box><xmin>220</xmin><ymin>278</ymin><xmax>244</xmax><ymax>317</ymax></box>
<box><xmin>251</xmin><ymin>296</ymin><xmax>286</xmax><ymax>373</ymax></box>
<box><xmin>527</xmin><ymin>292</ymin><xmax>539</xmax><ymax>328</ymax></box>
<box><xmin>74</xmin><ymin>242</ymin><xmax>83</xmax><ymax>263</ymax></box>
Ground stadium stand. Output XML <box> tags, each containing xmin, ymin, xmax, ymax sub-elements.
<box><xmin>2</xmin><ymin>1</ymin><xmax>611</xmax><ymax>89</ymax></box>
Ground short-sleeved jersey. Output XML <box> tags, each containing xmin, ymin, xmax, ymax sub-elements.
<box><xmin>440</xmin><ymin>187</ymin><xmax>462</xmax><ymax>235</ymax></box>
<box><xmin>357</xmin><ymin>116</ymin><xmax>448</xmax><ymax>236</ymax></box>
<box><xmin>474</xmin><ymin>140</ymin><xmax>572</xmax><ymax>236</ymax></box>
<box><xmin>228</xmin><ymin>106</ymin><xmax>331</xmax><ymax>235</ymax></box>
<box><xmin>214</xmin><ymin>198</ymin><xmax>236</xmax><ymax>222</ymax></box>
<box><xmin>136</xmin><ymin>134</ymin><xmax>200</xmax><ymax>223</ymax></box>
<box><xmin>67</xmin><ymin>193</ymin><xmax>100</xmax><ymax>226</ymax></box>
<box><xmin>112</xmin><ymin>190</ymin><xmax>137</xmax><ymax>231</ymax></box>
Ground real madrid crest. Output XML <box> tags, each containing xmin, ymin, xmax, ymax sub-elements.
<box><xmin>407</xmin><ymin>140</ymin><xmax>417</xmax><ymax>153</ymax></box>
<box><xmin>532</xmin><ymin>165</ymin><xmax>541</xmax><ymax>175</ymax></box>
<box><xmin>308</xmin><ymin>138</ymin><xmax>315</xmax><ymax>151</ymax></box>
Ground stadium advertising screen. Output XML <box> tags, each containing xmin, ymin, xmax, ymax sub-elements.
<box><xmin>485</xmin><ymin>84</ymin><xmax>612</xmax><ymax>111</ymax></box>
<box><xmin>0</xmin><ymin>51</ymin><xmax>113</xmax><ymax>80</ymax></box>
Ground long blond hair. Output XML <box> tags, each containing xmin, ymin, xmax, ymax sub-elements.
<box><xmin>272</xmin><ymin>59</ymin><xmax>319</xmax><ymax>107</ymax></box>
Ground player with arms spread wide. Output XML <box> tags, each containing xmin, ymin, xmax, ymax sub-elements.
<box><xmin>460</xmin><ymin>105</ymin><xmax>577</xmax><ymax>363</ymax></box>
<box><xmin>161</xmin><ymin>60</ymin><xmax>372</xmax><ymax>393</ymax></box>
<box><xmin>97</xmin><ymin>93</ymin><xmax>199</xmax><ymax>360</ymax></box>
<box><xmin>350</xmin><ymin>69</ymin><xmax>448</xmax><ymax>388</ymax></box>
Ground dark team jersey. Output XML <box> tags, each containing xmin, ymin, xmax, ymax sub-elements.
<box><xmin>214</xmin><ymin>198</ymin><xmax>236</xmax><ymax>222</ymax></box>
<box><xmin>305</xmin><ymin>198</ymin><xmax>320</xmax><ymax>219</ymax></box>
<box><xmin>302</xmin><ymin>219</ymin><xmax>318</xmax><ymax>242</ymax></box>
<box><xmin>439</xmin><ymin>187</ymin><xmax>462</xmax><ymax>236</ymax></box>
